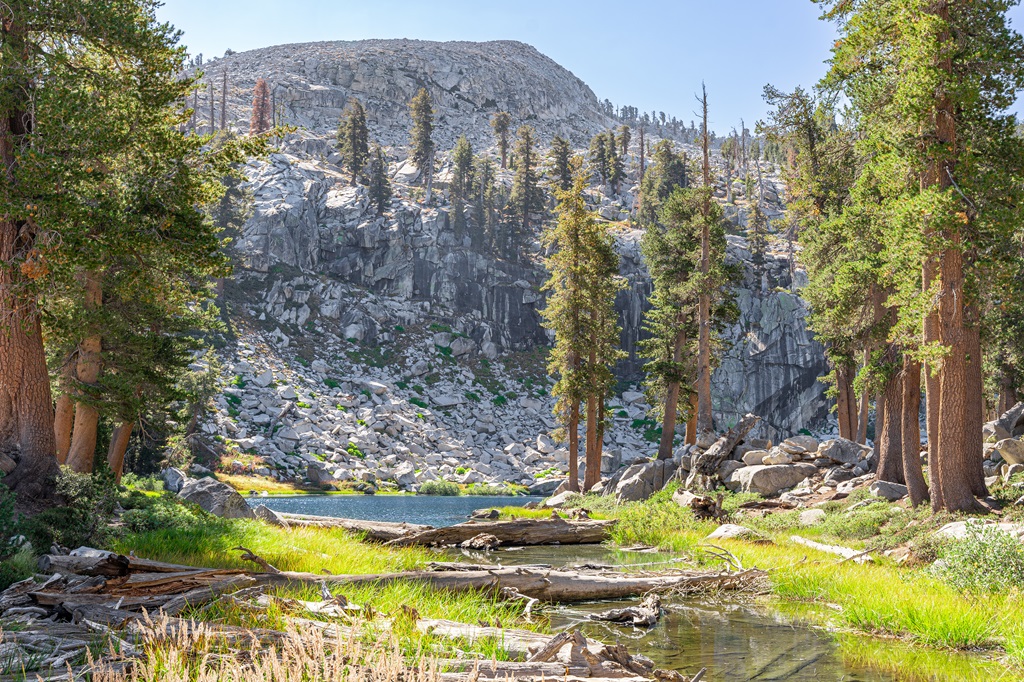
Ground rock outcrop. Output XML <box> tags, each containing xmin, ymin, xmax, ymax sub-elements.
<box><xmin>179</xmin><ymin>478</ymin><xmax>256</xmax><ymax>519</ymax></box>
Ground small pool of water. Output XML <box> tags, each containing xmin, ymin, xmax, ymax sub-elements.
<box><xmin>247</xmin><ymin>494</ymin><xmax>541</xmax><ymax>528</ymax></box>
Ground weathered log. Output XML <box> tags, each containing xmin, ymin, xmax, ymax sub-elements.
<box><xmin>386</xmin><ymin>516</ymin><xmax>615</xmax><ymax>547</ymax></box>
<box><xmin>589</xmin><ymin>594</ymin><xmax>662</xmax><ymax>627</ymax></box>
<box><xmin>789</xmin><ymin>535</ymin><xmax>873</xmax><ymax>563</ymax></box>
<box><xmin>260</xmin><ymin>566</ymin><xmax>766</xmax><ymax>602</ymax></box>
<box><xmin>38</xmin><ymin>552</ymin><xmax>130</xmax><ymax>577</ymax></box>
<box><xmin>685</xmin><ymin>413</ymin><xmax>761</xmax><ymax>490</ymax></box>
<box><xmin>273</xmin><ymin>512</ymin><xmax>431</xmax><ymax>542</ymax></box>
<box><xmin>416</xmin><ymin>619</ymin><xmax>549</xmax><ymax>659</ymax></box>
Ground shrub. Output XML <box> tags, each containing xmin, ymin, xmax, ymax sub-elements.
<box><xmin>418</xmin><ymin>480</ymin><xmax>460</xmax><ymax>496</ymax></box>
<box><xmin>409</xmin><ymin>397</ymin><xmax>428</xmax><ymax>409</ymax></box>
<box><xmin>121</xmin><ymin>473</ymin><xmax>164</xmax><ymax>492</ymax></box>
<box><xmin>455</xmin><ymin>466</ymin><xmax>469</xmax><ymax>475</ymax></box>
<box><xmin>465</xmin><ymin>484</ymin><xmax>508</xmax><ymax>496</ymax></box>
<box><xmin>931</xmin><ymin>520</ymin><xmax>1024</xmax><ymax>593</ymax></box>
<box><xmin>347</xmin><ymin>443</ymin><xmax>365</xmax><ymax>459</ymax></box>
<box><xmin>0</xmin><ymin>548</ymin><xmax>35</xmax><ymax>591</ymax></box>
<box><xmin>20</xmin><ymin>468</ymin><xmax>120</xmax><ymax>552</ymax></box>
<box><xmin>121</xmin><ymin>495</ymin><xmax>212</xmax><ymax>534</ymax></box>
<box><xmin>324</xmin><ymin>378</ymin><xmax>340</xmax><ymax>389</ymax></box>
<box><xmin>492</xmin><ymin>395</ymin><xmax>508</xmax><ymax>407</ymax></box>
<box><xmin>464</xmin><ymin>391</ymin><xmax>481</xmax><ymax>403</ymax></box>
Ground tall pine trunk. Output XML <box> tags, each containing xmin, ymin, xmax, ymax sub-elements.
<box><xmin>856</xmin><ymin>349</ymin><xmax>870</xmax><ymax>444</ymax></box>
<box><xmin>567</xmin><ymin>401</ymin><xmax>580</xmax><ymax>492</ymax></box>
<box><xmin>695</xmin><ymin>86</ymin><xmax>713</xmax><ymax>440</ymax></box>
<box><xmin>685</xmin><ymin>393</ymin><xmax>697</xmax><ymax>446</ymax></box>
<box><xmin>902</xmin><ymin>357</ymin><xmax>929</xmax><ymax>506</ymax></box>
<box><xmin>65</xmin><ymin>272</ymin><xmax>103</xmax><ymax>473</ymax></box>
<box><xmin>0</xmin><ymin>39</ymin><xmax>59</xmax><ymax>499</ymax></box>
<box><xmin>107</xmin><ymin>422</ymin><xmax>133</xmax><ymax>484</ymax></box>
<box><xmin>657</xmin><ymin>329</ymin><xmax>686</xmax><ymax>460</ymax></box>
<box><xmin>876</xmin><ymin>346</ymin><xmax>905</xmax><ymax>485</ymax></box>
<box><xmin>965</xmin><ymin>302</ymin><xmax>987</xmax><ymax>498</ymax></box>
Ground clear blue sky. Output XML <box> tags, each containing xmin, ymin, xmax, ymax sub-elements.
<box><xmin>156</xmin><ymin>0</ymin><xmax>1024</xmax><ymax>129</ymax></box>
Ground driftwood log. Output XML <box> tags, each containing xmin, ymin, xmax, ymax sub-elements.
<box><xmin>589</xmin><ymin>593</ymin><xmax>662</xmax><ymax>627</ymax></box>
<box><xmin>271</xmin><ymin>511</ymin><xmax>432</xmax><ymax>542</ymax></box>
<box><xmin>386</xmin><ymin>515</ymin><xmax>615</xmax><ymax>547</ymax></box>
<box><xmin>262</xmin><ymin>566</ymin><xmax>767</xmax><ymax>602</ymax></box>
<box><xmin>789</xmin><ymin>535</ymin><xmax>873</xmax><ymax>563</ymax></box>
<box><xmin>685</xmin><ymin>414</ymin><xmax>760</xmax><ymax>491</ymax></box>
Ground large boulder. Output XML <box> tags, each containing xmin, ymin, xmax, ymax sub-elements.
<box><xmin>161</xmin><ymin>467</ymin><xmax>188</xmax><ymax>494</ymax></box>
<box><xmin>781</xmin><ymin>436</ymin><xmax>819</xmax><ymax>454</ymax></box>
<box><xmin>528</xmin><ymin>478</ymin><xmax>564</xmax><ymax>496</ymax></box>
<box><xmin>728</xmin><ymin>463</ymin><xmax>817</xmax><ymax>496</ymax></box>
<box><xmin>706</xmin><ymin>524</ymin><xmax>768</xmax><ymax>543</ymax></box>
<box><xmin>818</xmin><ymin>438</ymin><xmax>870</xmax><ymax>466</ymax></box>
<box><xmin>179</xmin><ymin>478</ymin><xmax>255</xmax><ymax>519</ymax></box>
<box><xmin>614</xmin><ymin>460</ymin><xmax>678</xmax><ymax>502</ymax></box>
<box><xmin>393</xmin><ymin>462</ymin><xmax>418</xmax><ymax>489</ymax></box>
<box><xmin>996</xmin><ymin>403</ymin><xmax>1024</xmax><ymax>439</ymax></box>
<box><xmin>307</xmin><ymin>463</ymin><xmax>336</xmax><ymax>487</ymax></box>
<box><xmin>869</xmin><ymin>480</ymin><xmax>908</xmax><ymax>502</ymax></box>
<box><xmin>935</xmin><ymin>520</ymin><xmax>1024</xmax><ymax>542</ymax></box>
<box><xmin>993</xmin><ymin>438</ymin><xmax>1024</xmax><ymax>466</ymax></box>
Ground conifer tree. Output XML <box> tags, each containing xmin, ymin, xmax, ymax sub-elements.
<box><xmin>589</xmin><ymin>132</ymin><xmax>610</xmax><ymax>184</ymax></box>
<box><xmin>368</xmin><ymin>145</ymin><xmax>392</xmax><ymax>215</ymax></box>
<box><xmin>695</xmin><ymin>85</ymin><xmax>717</xmax><ymax>440</ymax></box>
<box><xmin>606</xmin><ymin>132</ymin><xmax>624</xmax><ymax>193</ymax></box>
<box><xmin>547</xmin><ymin>136</ymin><xmax>573</xmax><ymax>193</ymax></box>
<box><xmin>336</xmin><ymin>99</ymin><xmax>370</xmax><ymax>186</ymax></box>
<box><xmin>542</xmin><ymin>160</ymin><xmax>625</xmax><ymax>492</ymax></box>
<box><xmin>250</xmin><ymin>77</ymin><xmax>271</xmax><ymax>134</ymax></box>
<box><xmin>814</xmin><ymin>0</ymin><xmax>1024</xmax><ymax>512</ymax></box>
<box><xmin>450</xmin><ymin>136</ymin><xmax>474</xmax><ymax>242</ymax></box>
<box><xmin>409</xmin><ymin>88</ymin><xmax>435</xmax><ymax>202</ymax></box>
<box><xmin>471</xmin><ymin>156</ymin><xmax>502</xmax><ymax>252</ymax></box>
<box><xmin>617</xmin><ymin>125</ymin><xmax>632</xmax><ymax>162</ymax></box>
<box><xmin>637</xmin><ymin>141</ymin><xmax>687</xmax><ymax>228</ymax></box>
<box><xmin>491</xmin><ymin>111</ymin><xmax>512</xmax><ymax>169</ymax></box>
<box><xmin>506</xmin><ymin>125</ymin><xmax>543</xmax><ymax>261</ymax></box>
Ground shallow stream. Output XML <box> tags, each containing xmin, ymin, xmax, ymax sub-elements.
<box><xmin>250</xmin><ymin>494</ymin><xmax>996</xmax><ymax>681</ymax></box>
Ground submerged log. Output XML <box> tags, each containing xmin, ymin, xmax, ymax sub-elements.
<box><xmin>386</xmin><ymin>516</ymin><xmax>615</xmax><ymax>548</ymax></box>
<box><xmin>589</xmin><ymin>594</ymin><xmax>662</xmax><ymax>627</ymax></box>
<box><xmin>272</xmin><ymin>511</ymin><xmax>431</xmax><ymax>542</ymax></box>
<box><xmin>262</xmin><ymin>566</ymin><xmax>766</xmax><ymax>602</ymax></box>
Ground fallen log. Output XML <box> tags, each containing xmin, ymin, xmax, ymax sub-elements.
<box><xmin>789</xmin><ymin>535</ymin><xmax>873</xmax><ymax>563</ymax></box>
<box><xmin>260</xmin><ymin>566</ymin><xmax>767</xmax><ymax>602</ymax></box>
<box><xmin>589</xmin><ymin>594</ymin><xmax>662</xmax><ymax>627</ymax></box>
<box><xmin>273</xmin><ymin>511</ymin><xmax>432</xmax><ymax>542</ymax></box>
<box><xmin>386</xmin><ymin>516</ymin><xmax>615</xmax><ymax>548</ymax></box>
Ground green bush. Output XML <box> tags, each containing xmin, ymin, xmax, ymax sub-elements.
<box><xmin>464</xmin><ymin>484</ymin><xmax>509</xmax><ymax>496</ymax></box>
<box><xmin>121</xmin><ymin>473</ymin><xmax>164</xmax><ymax>492</ymax></box>
<box><xmin>409</xmin><ymin>397</ymin><xmax>428</xmax><ymax>409</ymax></box>
<box><xmin>0</xmin><ymin>548</ymin><xmax>35</xmax><ymax>591</ymax></box>
<box><xmin>324</xmin><ymin>378</ymin><xmax>340</xmax><ymax>389</ymax></box>
<box><xmin>492</xmin><ymin>395</ymin><xmax>508</xmax><ymax>407</ymax></box>
<box><xmin>347</xmin><ymin>442</ymin><xmax>365</xmax><ymax>459</ymax></box>
<box><xmin>121</xmin><ymin>495</ymin><xmax>212</xmax><ymax>534</ymax></box>
<box><xmin>21</xmin><ymin>468</ymin><xmax>120</xmax><ymax>552</ymax></box>
<box><xmin>931</xmin><ymin>521</ymin><xmax>1024</xmax><ymax>593</ymax></box>
<box><xmin>418</xmin><ymin>480</ymin><xmax>460</xmax><ymax>496</ymax></box>
<box><xmin>455</xmin><ymin>466</ymin><xmax>469</xmax><ymax>475</ymax></box>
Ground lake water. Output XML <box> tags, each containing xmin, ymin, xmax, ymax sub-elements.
<box><xmin>248</xmin><ymin>494</ymin><xmax>540</xmax><ymax>528</ymax></box>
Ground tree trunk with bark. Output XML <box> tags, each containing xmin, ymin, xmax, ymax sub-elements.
<box><xmin>695</xmin><ymin>86</ymin><xmax>713</xmax><ymax>441</ymax></box>
<box><xmin>106</xmin><ymin>422</ymin><xmax>133</xmax><ymax>484</ymax></box>
<box><xmin>657</xmin><ymin>329</ymin><xmax>686</xmax><ymax>461</ymax></box>
<box><xmin>876</xmin><ymin>346</ymin><xmax>906</xmax><ymax>485</ymax></box>
<box><xmin>901</xmin><ymin>357</ymin><xmax>929</xmax><ymax>506</ymax></box>
<box><xmin>685</xmin><ymin>393</ymin><xmax>697</xmax><ymax>446</ymax></box>
<box><xmin>65</xmin><ymin>271</ymin><xmax>103</xmax><ymax>474</ymax></box>
<box><xmin>567</xmin><ymin>401</ymin><xmax>580</xmax><ymax>492</ymax></box>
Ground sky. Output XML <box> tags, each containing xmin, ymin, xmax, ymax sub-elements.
<box><xmin>156</xmin><ymin>0</ymin><xmax>1024</xmax><ymax>130</ymax></box>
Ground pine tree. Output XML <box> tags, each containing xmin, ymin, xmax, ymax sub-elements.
<box><xmin>542</xmin><ymin>160</ymin><xmax>625</xmax><ymax>492</ymax></box>
<box><xmin>368</xmin><ymin>145</ymin><xmax>392</xmax><ymax>216</ymax></box>
<box><xmin>491</xmin><ymin>111</ymin><xmax>512</xmax><ymax>169</ymax></box>
<box><xmin>409</xmin><ymin>88</ymin><xmax>435</xmax><ymax>201</ymax></box>
<box><xmin>815</xmin><ymin>0</ymin><xmax>1024</xmax><ymax>512</ymax></box>
<box><xmin>0</xmin><ymin>3</ymin><xmax>269</xmax><ymax>494</ymax></box>
<box><xmin>471</xmin><ymin>156</ymin><xmax>502</xmax><ymax>252</ymax></box>
<box><xmin>695</xmin><ymin>85</ymin><xmax>717</xmax><ymax>442</ymax></box>
<box><xmin>506</xmin><ymin>125</ymin><xmax>543</xmax><ymax>261</ymax></box>
<box><xmin>250</xmin><ymin>77</ymin><xmax>271</xmax><ymax>134</ymax></box>
<box><xmin>450</xmin><ymin>136</ymin><xmax>474</xmax><ymax>243</ymax></box>
<box><xmin>605</xmin><ymin>132</ymin><xmax>624</xmax><ymax>194</ymax></box>
<box><xmin>336</xmin><ymin>99</ymin><xmax>370</xmax><ymax>186</ymax></box>
<box><xmin>617</xmin><ymin>125</ymin><xmax>632</xmax><ymax>162</ymax></box>
<box><xmin>637</xmin><ymin>140</ymin><xmax>687</xmax><ymax>228</ymax></box>
<box><xmin>589</xmin><ymin>132</ymin><xmax>610</xmax><ymax>184</ymax></box>
<box><xmin>547</xmin><ymin>136</ymin><xmax>573</xmax><ymax>192</ymax></box>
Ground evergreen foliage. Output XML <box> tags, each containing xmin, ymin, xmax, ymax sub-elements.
<box><xmin>505</xmin><ymin>126</ymin><xmax>543</xmax><ymax>261</ymax></box>
<box><xmin>637</xmin><ymin>141</ymin><xmax>687</xmax><ymax>228</ymax></box>
<box><xmin>547</xmin><ymin>136</ymin><xmax>573</xmax><ymax>192</ymax></box>
<box><xmin>336</xmin><ymin>99</ymin><xmax>370</xmax><ymax>185</ymax></box>
<box><xmin>409</xmin><ymin>88</ymin><xmax>435</xmax><ymax>191</ymax></box>
<box><xmin>490</xmin><ymin>111</ymin><xmax>512</xmax><ymax>169</ymax></box>
<box><xmin>368</xmin><ymin>145</ymin><xmax>392</xmax><ymax>215</ymax></box>
<box><xmin>450</xmin><ymin>136</ymin><xmax>474</xmax><ymax>242</ymax></box>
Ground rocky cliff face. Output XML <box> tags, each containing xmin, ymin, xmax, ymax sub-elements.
<box><xmin>204</xmin><ymin>39</ymin><xmax>612</xmax><ymax>149</ymax></box>
<box><xmin>237</xmin><ymin>138</ymin><xmax>829</xmax><ymax>440</ymax></box>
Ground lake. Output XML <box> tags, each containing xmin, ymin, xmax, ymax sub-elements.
<box><xmin>248</xmin><ymin>493</ymin><xmax>541</xmax><ymax>528</ymax></box>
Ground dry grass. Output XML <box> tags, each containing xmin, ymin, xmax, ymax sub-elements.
<box><xmin>91</xmin><ymin>617</ymin><xmax>449</xmax><ymax>682</ymax></box>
